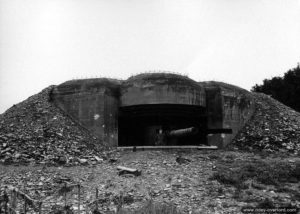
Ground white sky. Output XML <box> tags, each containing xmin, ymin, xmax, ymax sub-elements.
<box><xmin>1</xmin><ymin>0</ymin><xmax>300</xmax><ymax>113</ymax></box>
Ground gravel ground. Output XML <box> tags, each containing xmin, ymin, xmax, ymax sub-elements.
<box><xmin>1</xmin><ymin>150</ymin><xmax>299</xmax><ymax>214</ymax></box>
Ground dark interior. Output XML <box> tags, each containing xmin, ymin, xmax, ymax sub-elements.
<box><xmin>118</xmin><ymin>104</ymin><xmax>207</xmax><ymax>146</ymax></box>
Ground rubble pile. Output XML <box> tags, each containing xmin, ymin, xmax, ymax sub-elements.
<box><xmin>233</xmin><ymin>93</ymin><xmax>300</xmax><ymax>154</ymax></box>
<box><xmin>0</xmin><ymin>86</ymin><xmax>107</xmax><ymax>165</ymax></box>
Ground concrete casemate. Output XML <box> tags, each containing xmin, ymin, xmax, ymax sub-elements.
<box><xmin>51</xmin><ymin>73</ymin><xmax>255</xmax><ymax>148</ymax></box>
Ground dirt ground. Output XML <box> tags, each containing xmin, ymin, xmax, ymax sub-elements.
<box><xmin>1</xmin><ymin>150</ymin><xmax>299</xmax><ymax>214</ymax></box>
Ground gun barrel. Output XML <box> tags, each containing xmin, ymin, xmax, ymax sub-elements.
<box><xmin>168</xmin><ymin>127</ymin><xmax>198</xmax><ymax>137</ymax></box>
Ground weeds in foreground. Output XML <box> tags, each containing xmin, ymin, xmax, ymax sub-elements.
<box><xmin>116</xmin><ymin>200</ymin><xmax>183</xmax><ymax>214</ymax></box>
<box><xmin>211</xmin><ymin>157</ymin><xmax>300</xmax><ymax>207</ymax></box>
<box><xmin>211</xmin><ymin>158</ymin><xmax>300</xmax><ymax>188</ymax></box>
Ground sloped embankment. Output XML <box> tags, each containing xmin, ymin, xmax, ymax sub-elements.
<box><xmin>0</xmin><ymin>86</ymin><xmax>108</xmax><ymax>165</ymax></box>
<box><xmin>232</xmin><ymin>93</ymin><xmax>300</xmax><ymax>154</ymax></box>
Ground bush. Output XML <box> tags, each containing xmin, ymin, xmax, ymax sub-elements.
<box><xmin>252</xmin><ymin>64</ymin><xmax>300</xmax><ymax>112</ymax></box>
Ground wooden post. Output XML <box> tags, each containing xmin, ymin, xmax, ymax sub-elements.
<box><xmin>96</xmin><ymin>188</ymin><xmax>99</xmax><ymax>211</ymax></box>
<box><xmin>24</xmin><ymin>198</ymin><xmax>27</xmax><ymax>214</ymax></box>
<box><xmin>38</xmin><ymin>201</ymin><xmax>42</xmax><ymax>214</ymax></box>
<box><xmin>3</xmin><ymin>187</ymin><xmax>8</xmax><ymax>214</ymax></box>
<box><xmin>23</xmin><ymin>182</ymin><xmax>27</xmax><ymax>214</ymax></box>
<box><xmin>117</xmin><ymin>191</ymin><xmax>123</xmax><ymax>212</ymax></box>
<box><xmin>11</xmin><ymin>189</ymin><xmax>17</xmax><ymax>214</ymax></box>
<box><xmin>78</xmin><ymin>184</ymin><xmax>81</xmax><ymax>214</ymax></box>
<box><xmin>64</xmin><ymin>183</ymin><xmax>67</xmax><ymax>208</ymax></box>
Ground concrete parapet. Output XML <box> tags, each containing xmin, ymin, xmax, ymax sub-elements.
<box><xmin>121</xmin><ymin>73</ymin><xmax>206</xmax><ymax>107</ymax></box>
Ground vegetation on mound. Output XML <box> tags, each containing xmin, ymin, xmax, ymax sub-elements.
<box><xmin>124</xmin><ymin>72</ymin><xmax>201</xmax><ymax>89</ymax></box>
<box><xmin>55</xmin><ymin>78</ymin><xmax>121</xmax><ymax>96</ymax></box>
<box><xmin>199</xmin><ymin>81</ymin><xmax>250</xmax><ymax>93</ymax></box>
<box><xmin>252</xmin><ymin>63</ymin><xmax>300</xmax><ymax>112</ymax></box>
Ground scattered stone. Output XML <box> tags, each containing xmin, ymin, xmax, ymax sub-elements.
<box><xmin>109</xmin><ymin>158</ymin><xmax>118</xmax><ymax>163</ymax></box>
<box><xmin>78</xmin><ymin>158</ymin><xmax>88</xmax><ymax>165</ymax></box>
<box><xmin>117</xmin><ymin>166</ymin><xmax>142</xmax><ymax>177</ymax></box>
<box><xmin>176</xmin><ymin>156</ymin><xmax>191</xmax><ymax>164</ymax></box>
<box><xmin>94</xmin><ymin>156</ymin><xmax>103</xmax><ymax>162</ymax></box>
<box><xmin>56</xmin><ymin>156</ymin><xmax>67</xmax><ymax>165</ymax></box>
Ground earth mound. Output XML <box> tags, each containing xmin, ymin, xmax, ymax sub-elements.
<box><xmin>0</xmin><ymin>86</ymin><xmax>107</xmax><ymax>165</ymax></box>
<box><xmin>232</xmin><ymin>93</ymin><xmax>300</xmax><ymax>154</ymax></box>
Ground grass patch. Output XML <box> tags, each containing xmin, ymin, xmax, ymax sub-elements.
<box><xmin>211</xmin><ymin>158</ymin><xmax>300</xmax><ymax>188</ymax></box>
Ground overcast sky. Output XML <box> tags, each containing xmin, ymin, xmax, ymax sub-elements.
<box><xmin>1</xmin><ymin>0</ymin><xmax>300</xmax><ymax>113</ymax></box>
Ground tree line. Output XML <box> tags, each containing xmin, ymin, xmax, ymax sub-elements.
<box><xmin>252</xmin><ymin>63</ymin><xmax>300</xmax><ymax>112</ymax></box>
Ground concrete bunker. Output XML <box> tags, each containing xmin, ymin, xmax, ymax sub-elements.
<box><xmin>51</xmin><ymin>73</ymin><xmax>255</xmax><ymax>148</ymax></box>
<box><xmin>119</xmin><ymin>73</ymin><xmax>207</xmax><ymax>146</ymax></box>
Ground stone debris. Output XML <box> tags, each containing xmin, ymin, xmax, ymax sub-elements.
<box><xmin>232</xmin><ymin>93</ymin><xmax>300</xmax><ymax>154</ymax></box>
<box><xmin>109</xmin><ymin>158</ymin><xmax>118</xmax><ymax>164</ymax></box>
<box><xmin>0</xmin><ymin>168</ymin><xmax>75</xmax><ymax>202</ymax></box>
<box><xmin>117</xmin><ymin>166</ymin><xmax>142</xmax><ymax>177</ymax></box>
<box><xmin>1</xmin><ymin>150</ymin><xmax>299</xmax><ymax>213</ymax></box>
<box><xmin>0</xmin><ymin>86</ymin><xmax>108</xmax><ymax>166</ymax></box>
<box><xmin>175</xmin><ymin>156</ymin><xmax>191</xmax><ymax>165</ymax></box>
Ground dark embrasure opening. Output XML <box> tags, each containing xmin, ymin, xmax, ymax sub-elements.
<box><xmin>118</xmin><ymin>104</ymin><xmax>207</xmax><ymax>146</ymax></box>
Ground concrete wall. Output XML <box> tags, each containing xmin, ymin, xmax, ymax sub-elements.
<box><xmin>205</xmin><ymin>87</ymin><xmax>224</xmax><ymax>147</ymax></box>
<box><xmin>51</xmin><ymin>79</ymin><xmax>120</xmax><ymax>146</ymax></box>
<box><xmin>121</xmin><ymin>73</ymin><xmax>206</xmax><ymax>107</ymax></box>
<box><xmin>201</xmin><ymin>82</ymin><xmax>255</xmax><ymax>148</ymax></box>
<box><xmin>221</xmin><ymin>89</ymin><xmax>255</xmax><ymax>146</ymax></box>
